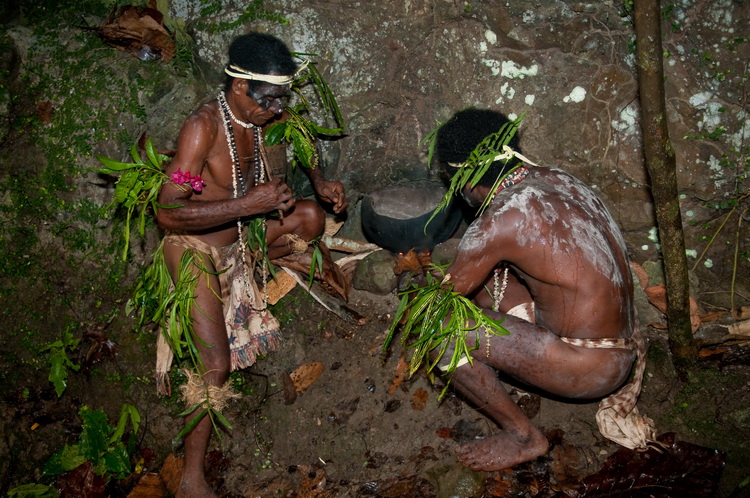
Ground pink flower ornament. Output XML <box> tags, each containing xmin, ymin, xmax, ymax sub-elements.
<box><xmin>190</xmin><ymin>176</ymin><xmax>206</xmax><ymax>192</ymax></box>
<box><xmin>171</xmin><ymin>169</ymin><xmax>206</xmax><ymax>192</ymax></box>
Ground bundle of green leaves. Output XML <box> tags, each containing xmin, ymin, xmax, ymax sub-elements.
<box><xmin>383</xmin><ymin>268</ymin><xmax>508</xmax><ymax>397</ymax></box>
<box><xmin>265</xmin><ymin>53</ymin><xmax>346</xmax><ymax>169</ymax></box>
<box><xmin>96</xmin><ymin>139</ymin><xmax>175</xmax><ymax>260</ymax></box>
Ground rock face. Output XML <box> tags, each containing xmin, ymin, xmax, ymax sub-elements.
<box><xmin>165</xmin><ymin>1</ymin><xmax>748</xmax><ymax>292</ymax></box>
<box><xmin>352</xmin><ymin>250</ymin><xmax>398</xmax><ymax>295</ymax></box>
<box><xmin>1</xmin><ymin>2</ymin><xmax>747</xmax><ymax>305</ymax></box>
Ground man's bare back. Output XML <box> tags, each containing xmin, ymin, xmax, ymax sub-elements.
<box><xmin>450</xmin><ymin>167</ymin><xmax>636</xmax><ymax>342</ymax></box>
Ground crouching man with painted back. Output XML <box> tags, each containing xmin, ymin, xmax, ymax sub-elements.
<box><xmin>432</xmin><ymin>108</ymin><xmax>651</xmax><ymax>471</ymax></box>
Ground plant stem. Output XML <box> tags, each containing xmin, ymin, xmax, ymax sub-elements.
<box><xmin>692</xmin><ymin>206</ymin><xmax>735</xmax><ymax>272</ymax></box>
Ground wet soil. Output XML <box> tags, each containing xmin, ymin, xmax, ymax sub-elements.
<box><xmin>2</xmin><ymin>282</ymin><xmax>750</xmax><ymax>497</ymax></box>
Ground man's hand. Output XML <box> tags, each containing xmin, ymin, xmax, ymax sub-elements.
<box><xmin>246</xmin><ymin>177</ymin><xmax>295</xmax><ymax>214</ymax></box>
<box><xmin>314</xmin><ymin>180</ymin><xmax>348</xmax><ymax>214</ymax></box>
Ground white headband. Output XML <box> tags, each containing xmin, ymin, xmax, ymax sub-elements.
<box><xmin>224</xmin><ymin>59</ymin><xmax>309</xmax><ymax>86</ymax></box>
<box><xmin>447</xmin><ymin>145</ymin><xmax>539</xmax><ymax>168</ymax></box>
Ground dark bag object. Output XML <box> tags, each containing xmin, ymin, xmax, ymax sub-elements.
<box><xmin>361</xmin><ymin>180</ymin><xmax>461</xmax><ymax>254</ymax></box>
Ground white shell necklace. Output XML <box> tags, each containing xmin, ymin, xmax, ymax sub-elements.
<box><xmin>217</xmin><ymin>90</ymin><xmax>268</xmax><ymax>309</ymax></box>
<box><xmin>221</xmin><ymin>91</ymin><xmax>254</xmax><ymax>129</ymax></box>
<box><xmin>487</xmin><ymin>266</ymin><xmax>509</xmax><ymax>357</ymax></box>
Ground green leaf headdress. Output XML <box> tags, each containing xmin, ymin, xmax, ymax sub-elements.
<box><xmin>265</xmin><ymin>53</ymin><xmax>346</xmax><ymax>170</ymax></box>
<box><xmin>424</xmin><ymin>112</ymin><xmax>533</xmax><ymax>228</ymax></box>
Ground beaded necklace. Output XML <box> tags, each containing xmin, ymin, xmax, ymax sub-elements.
<box><xmin>222</xmin><ymin>94</ymin><xmax>254</xmax><ymax>129</ymax></box>
<box><xmin>485</xmin><ymin>166</ymin><xmax>530</xmax><ymax>356</ymax></box>
<box><xmin>217</xmin><ymin>91</ymin><xmax>268</xmax><ymax>309</ymax></box>
<box><xmin>496</xmin><ymin>166</ymin><xmax>529</xmax><ymax>193</ymax></box>
<box><xmin>487</xmin><ymin>266</ymin><xmax>509</xmax><ymax>357</ymax></box>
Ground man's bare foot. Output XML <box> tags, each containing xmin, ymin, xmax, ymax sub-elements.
<box><xmin>455</xmin><ymin>427</ymin><xmax>549</xmax><ymax>471</ymax></box>
<box><xmin>176</xmin><ymin>477</ymin><xmax>218</xmax><ymax>498</ymax></box>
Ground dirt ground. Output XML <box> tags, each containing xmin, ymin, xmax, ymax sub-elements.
<box><xmin>3</xmin><ymin>268</ymin><xmax>750</xmax><ymax>497</ymax></box>
<box><xmin>213</xmin><ymin>285</ymin><xmax>749</xmax><ymax>498</ymax></box>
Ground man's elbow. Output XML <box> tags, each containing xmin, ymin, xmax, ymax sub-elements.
<box><xmin>155</xmin><ymin>210</ymin><xmax>179</xmax><ymax>231</ymax></box>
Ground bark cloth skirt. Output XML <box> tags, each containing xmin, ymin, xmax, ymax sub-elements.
<box><xmin>154</xmin><ymin>233</ymin><xmax>281</xmax><ymax>395</ymax></box>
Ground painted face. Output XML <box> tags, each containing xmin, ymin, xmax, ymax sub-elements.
<box><xmin>246</xmin><ymin>83</ymin><xmax>291</xmax><ymax>114</ymax></box>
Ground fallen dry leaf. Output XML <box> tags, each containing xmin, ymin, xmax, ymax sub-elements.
<box><xmin>733</xmin><ymin>306</ymin><xmax>750</xmax><ymax>320</ymax></box>
<box><xmin>629</xmin><ymin>261</ymin><xmax>649</xmax><ymax>289</ymax></box>
<box><xmin>393</xmin><ymin>250</ymin><xmax>423</xmax><ymax>275</ymax></box>
<box><xmin>266</xmin><ymin>270</ymin><xmax>298</xmax><ymax>305</ymax></box>
<box><xmin>550</xmin><ymin>442</ymin><xmax>587</xmax><ymax>492</ymax></box>
<box><xmin>289</xmin><ymin>361</ymin><xmax>325</xmax><ymax>393</ymax></box>
<box><xmin>435</xmin><ymin>427</ymin><xmax>452</xmax><ymax>439</ymax></box>
<box><xmin>578</xmin><ymin>432</ymin><xmax>725</xmax><ymax>497</ymax></box>
<box><xmin>273</xmin><ymin>242</ymin><xmax>349</xmax><ymax>301</ymax></box>
<box><xmin>126</xmin><ymin>473</ymin><xmax>166</xmax><ymax>498</ymax></box>
<box><xmin>416</xmin><ymin>250</ymin><xmax>433</xmax><ymax>268</ymax></box>
<box><xmin>387</xmin><ymin>354</ymin><xmax>409</xmax><ymax>394</ymax></box>
<box><xmin>410</xmin><ymin>387</ymin><xmax>428</xmax><ymax>411</ymax></box>
<box><xmin>644</xmin><ymin>284</ymin><xmax>702</xmax><ymax>333</ymax></box>
<box><xmin>324</xmin><ymin>217</ymin><xmax>344</xmax><ymax>238</ymax></box>
<box><xmin>97</xmin><ymin>3</ymin><xmax>175</xmax><ymax>62</ymax></box>
<box><xmin>295</xmin><ymin>465</ymin><xmax>329</xmax><ymax>497</ymax></box>
<box><xmin>484</xmin><ymin>472</ymin><xmax>514</xmax><ymax>497</ymax></box>
<box><xmin>728</xmin><ymin>320</ymin><xmax>750</xmax><ymax>336</ymax></box>
<box><xmin>644</xmin><ymin>284</ymin><xmax>667</xmax><ymax>313</ymax></box>
<box><xmin>698</xmin><ymin>347</ymin><xmax>728</xmax><ymax>357</ymax></box>
<box><xmin>55</xmin><ymin>462</ymin><xmax>106</xmax><ymax>498</ymax></box>
<box><xmin>159</xmin><ymin>453</ymin><xmax>183</xmax><ymax>495</ymax></box>
<box><xmin>701</xmin><ymin>311</ymin><xmax>729</xmax><ymax>323</ymax></box>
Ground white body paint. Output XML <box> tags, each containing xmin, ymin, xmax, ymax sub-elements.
<box><xmin>460</xmin><ymin>168</ymin><xmax>627</xmax><ymax>286</ymax></box>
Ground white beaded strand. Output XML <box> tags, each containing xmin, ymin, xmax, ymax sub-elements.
<box><xmin>492</xmin><ymin>267</ymin><xmax>509</xmax><ymax>313</ymax></box>
<box><xmin>220</xmin><ymin>90</ymin><xmax>254</xmax><ymax>129</ymax></box>
<box><xmin>217</xmin><ymin>91</ymin><xmax>267</xmax><ymax>310</ymax></box>
<box><xmin>252</xmin><ymin>126</ymin><xmax>269</xmax><ymax>307</ymax></box>
<box><xmin>488</xmin><ymin>266</ymin><xmax>509</xmax><ymax>357</ymax></box>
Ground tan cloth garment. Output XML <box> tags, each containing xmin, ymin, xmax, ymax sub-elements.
<box><xmin>443</xmin><ymin>300</ymin><xmax>655</xmax><ymax>450</ymax></box>
<box><xmin>155</xmin><ymin>234</ymin><xmax>281</xmax><ymax>395</ymax></box>
<box><xmin>561</xmin><ymin>325</ymin><xmax>656</xmax><ymax>450</ymax></box>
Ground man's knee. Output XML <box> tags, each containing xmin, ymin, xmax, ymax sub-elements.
<box><xmin>195</xmin><ymin>341</ymin><xmax>231</xmax><ymax>382</ymax></box>
<box><xmin>293</xmin><ymin>200</ymin><xmax>325</xmax><ymax>239</ymax></box>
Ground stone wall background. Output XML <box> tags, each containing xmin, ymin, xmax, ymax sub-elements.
<box><xmin>1</xmin><ymin>0</ymin><xmax>748</xmax><ymax>310</ymax></box>
<box><xmin>0</xmin><ymin>3</ymin><xmax>748</xmax><ymax>488</ymax></box>
<box><xmin>159</xmin><ymin>0</ymin><xmax>749</xmax><ymax>283</ymax></box>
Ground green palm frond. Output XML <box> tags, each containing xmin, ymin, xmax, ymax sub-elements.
<box><xmin>96</xmin><ymin>139</ymin><xmax>175</xmax><ymax>260</ymax></box>
<box><xmin>265</xmin><ymin>53</ymin><xmax>345</xmax><ymax>170</ymax></box>
<box><xmin>383</xmin><ymin>267</ymin><xmax>509</xmax><ymax>398</ymax></box>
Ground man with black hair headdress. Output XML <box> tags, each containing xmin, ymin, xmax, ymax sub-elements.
<box><xmin>431</xmin><ymin>108</ymin><xmax>652</xmax><ymax>471</ymax></box>
<box><xmin>155</xmin><ymin>33</ymin><xmax>347</xmax><ymax>497</ymax></box>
